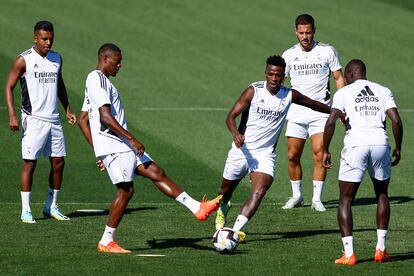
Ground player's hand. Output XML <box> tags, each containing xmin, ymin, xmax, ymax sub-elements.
<box><xmin>322</xmin><ymin>151</ymin><xmax>333</xmax><ymax>169</ymax></box>
<box><xmin>130</xmin><ymin>138</ymin><xmax>145</xmax><ymax>156</ymax></box>
<box><xmin>96</xmin><ymin>159</ymin><xmax>106</xmax><ymax>171</ymax></box>
<box><xmin>391</xmin><ymin>148</ymin><xmax>401</xmax><ymax>166</ymax></box>
<box><xmin>9</xmin><ymin>114</ymin><xmax>19</xmax><ymax>131</ymax></box>
<box><xmin>233</xmin><ymin>133</ymin><xmax>245</xmax><ymax>148</ymax></box>
<box><xmin>66</xmin><ymin>111</ymin><xmax>77</xmax><ymax>125</ymax></box>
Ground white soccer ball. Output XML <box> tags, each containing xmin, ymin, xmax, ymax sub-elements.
<box><xmin>212</xmin><ymin>227</ymin><xmax>240</xmax><ymax>252</ymax></box>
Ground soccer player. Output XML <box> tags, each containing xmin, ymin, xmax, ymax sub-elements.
<box><xmin>215</xmin><ymin>55</ymin><xmax>332</xmax><ymax>240</ymax></box>
<box><xmin>78</xmin><ymin>43</ymin><xmax>221</xmax><ymax>254</ymax></box>
<box><xmin>4</xmin><ymin>21</ymin><xmax>77</xmax><ymax>223</ymax></box>
<box><xmin>322</xmin><ymin>59</ymin><xmax>403</xmax><ymax>265</ymax></box>
<box><xmin>281</xmin><ymin>14</ymin><xmax>346</xmax><ymax>211</ymax></box>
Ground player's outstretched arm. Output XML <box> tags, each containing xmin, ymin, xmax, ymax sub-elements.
<box><xmin>386</xmin><ymin>107</ymin><xmax>403</xmax><ymax>166</ymax></box>
<box><xmin>99</xmin><ymin>104</ymin><xmax>145</xmax><ymax>155</ymax></box>
<box><xmin>4</xmin><ymin>56</ymin><xmax>25</xmax><ymax>131</ymax></box>
<box><xmin>291</xmin><ymin>89</ymin><xmax>330</xmax><ymax>114</ymax></box>
<box><xmin>226</xmin><ymin>86</ymin><xmax>254</xmax><ymax>148</ymax></box>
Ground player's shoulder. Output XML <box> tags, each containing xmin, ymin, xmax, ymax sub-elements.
<box><xmin>282</xmin><ymin>44</ymin><xmax>300</xmax><ymax>57</ymax></box>
<box><xmin>19</xmin><ymin>48</ymin><xmax>33</xmax><ymax>57</ymax></box>
<box><xmin>315</xmin><ymin>42</ymin><xmax>339</xmax><ymax>55</ymax></box>
<box><xmin>251</xmin><ymin>80</ymin><xmax>265</xmax><ymax>89</ymax></box>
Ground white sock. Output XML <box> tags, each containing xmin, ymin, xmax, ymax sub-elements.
<box><xmin>21</xmin><ymin>191</ymin><xmax>31</xmax><ymax>213</ymax></box>
<box><xmin>175</xmin><ymin>192</ymin><xmax>200</xmax><ymax>214</ymax></box>
<box><xmin>342</xmin><ymin>236</ymin><xmax>354</xmax><ymax>257</ymax></box>
<box><xmin>45</xmin><ymin>188</ymin><xmax>60</xmax><ymax>209</ymax></box>
<box><xmin>312</xmin><ymin>180</ymin><xmax>324</xmax><ymax>202</ymax></box>
<box><xmin>290</xmin><ymin>180</ymin><xmax>302</xmax><ymax>198</ymax></box>
<box><xmin>100</xmin><ymin>225</ymin><xmax>117</xmax><ymax>246</ymax></box>
<box><xmin>233</xmin><ymin>215</ymin><xmax>249</xmax><ymax>232</ymax></box>
<box><xmin>376</xmin><ymin>229</ymin><xmax>388</xmax><ymax>251</ymax></box>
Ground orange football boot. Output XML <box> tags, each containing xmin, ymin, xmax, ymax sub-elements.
<box><xmin>374</xmin><ymin>249</ymin><xmax>391</xmax><ymax>263</ymax></box>
<box><xmin>335</xmin><ymin>252</ymin><xmax>357</xmax><ymax>265</ymax></box>
<box><xmin>97</xmin><ymin>241</ymin><xmax>131</xmax><ymax>254</ymax></box>
<box><xmin>195</xmin><ymin>195</ymin><xmax>222</xmax><ymax>221</ymax></box>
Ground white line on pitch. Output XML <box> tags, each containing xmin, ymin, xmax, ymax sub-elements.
<box><xmin>139</xmin><ymin>107</ymin><xmax>228</xmax><ymax>111</ymax></box>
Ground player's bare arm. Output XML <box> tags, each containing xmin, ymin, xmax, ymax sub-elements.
<box><xmin>321</xmin><ymin>108</ymin><xmax>342</xmax><ymax>169</ymax></box>
<box><xmin>333</xmin><ymin>69</ymin><xmax>346</xmax><ymax>89</ymax></box>
<box><xmin>57</xmin><ymin>61</ymin><xmax>76</xmax><ymax>125</ymax></box>
<box><xmin>99</xmin><ymin>104</ymin><xmax>145</xmax><ymax>155</ymax></box>
<box><xmin>291</xmin><ymin>89</ymin><xmax>331</xmax><ymax>114</ymax></box>
<box><xmin>226</xmin><ymin>86</ymin><xmax>254</xmax><ymax>148</ymax></box>
<box><xmin>78</xmin><ymin>111</ymin><xmax>93</xmax><ymax>146</ymax></box>
<box><xmin>386</xmin><ymin>107</ymin><xmax>403</xmax><ymax>166</ymax></box>
<box><xmin>4</xmin><ymin>56</ymin><xmax>26</xmax><ymax>131</ymax></box>
<box><xmin>78</xmin><ymin>111</ymin><xmax>105</xmax><ymax>171</ymax></box>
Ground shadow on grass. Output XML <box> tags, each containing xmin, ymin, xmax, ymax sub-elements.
<box><xmin>65</xmin><ymin>206</ymin><xmax>157</xmax><ymax>218</ymax></box>
<box><xmin>355</xmin><ymin>251</ymin><xmax>414</xmax><ymax>263</ymax></box>
<box><xmin>247</xmin><ymin>228</ymin><xmax>374</xmax><ymax>241</ymax></box>
<box><xmin>322</xmin><ymin>196</ymin><xmax>413</xmax><ymax>209</ymax></box>
<box><xmin>133</xmin><ymin>237</ymin><xmax>247</xmax><ymax>254</ymax></box>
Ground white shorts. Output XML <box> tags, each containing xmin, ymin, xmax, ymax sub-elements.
<box><xmin>285</xmin><ymin>117</ymin><xmax>327</xmax><ymax>139</ymax></box>
<box><xmin>222</xmin><ymin>148</ymin><xmax>275</xmax><ymax>180</ymax></box>
<box><xmin>101</xmin><ymin>151</ymin><xmax>153</xmax><ymax>185</ymax></box>
<box><xmin>21</xmin><ymin>115</ymin><xmax>66</xmax><ymax>160</ymax></box>
<box><xmin>338</xmin><ymin>145</ymin><xmax>391</xmax><ymax>182</ymax></box>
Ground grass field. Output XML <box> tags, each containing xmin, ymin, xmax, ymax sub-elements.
<box><xmin>1</xmin><ymin>0</ymin><xmax>413</xmax><ymax>275</ymax></box>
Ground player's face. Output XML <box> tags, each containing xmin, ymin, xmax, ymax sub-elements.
<box><xmin>265</xmin><ymin>65</ymin><xmax>285</xmax><ymax>93</ymax></box>
<box><xmin>295</xmin><ymin>24</ymin><xmax>315</xmax><ymax>51</ymax></box>
<box><xmin>105</xmin><ymin>51</ymin><xmax>122</xmax><ymax>76</ymax></box>
<box><xmin>34</xmin><ymin>30</ymin><xmax>54</xmax><ymax>57</ymax></box>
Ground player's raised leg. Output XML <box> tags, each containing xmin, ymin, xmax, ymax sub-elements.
<box><xmin>136</xmin><ymin>161</ymin><xmax>221</xmax><ymax>221</ymax></box>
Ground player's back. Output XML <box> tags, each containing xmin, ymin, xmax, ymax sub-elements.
<box><xmin>332</xmin><ymin>79</ymin><xmax>397</xmax><ymax>147</ymax></box>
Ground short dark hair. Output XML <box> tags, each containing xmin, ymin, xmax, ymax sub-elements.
<box><xmin>295</xmin><ymin>14</ymin><xmax>315</xmax><ymax>30</ymax></box>
<box><xmin>345</xmin><ymin>59</ymin><xmax>366</xmax><ymax>75</ymax></box>
<box><xmin>34</xmin><ymin>21</ymin><xmax>54</xmax><ymax>32</ymax></box>
<box><xmin>266</xmin><ymin>55</ymin><xmax>286</xmax><ymax>68</ymax></box>
<box><xmin>98</xmin><ymin>43</ymin><xmax>121</xmax><ymax>56</ymax></box>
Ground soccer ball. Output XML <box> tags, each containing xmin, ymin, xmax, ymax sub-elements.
<box><xmin>212</xmin><ymin>227</ymin><xmax>240</xmax><ymax>252</ymax></box>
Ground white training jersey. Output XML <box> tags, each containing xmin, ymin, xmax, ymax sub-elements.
<box><xmin>19</xmin><ymin>47</ymin><xmax>61</xmax><ymax>122</ymax></box>
<box><xmin>282</xmin><ymin>41</ymin><xmax>342</xmax><ymax>121</ymax></box>
<box><xmin>82</xmin><ymin>70</ymin><xmax>133</xmax><ymax>157</ymax></box>
<box><xmin>234</xmin><ymin>81</ymin><xmax>292</xmax><ymax>156</ymax></box>
<box><xmin>332</xmin><ymin>79</ymin><xmax>397</xmax><ymax>147</ymax></box>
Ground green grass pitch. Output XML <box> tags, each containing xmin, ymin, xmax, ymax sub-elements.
<box><xmin>1</xmin><ymin>0</ymin><xmax>413</xmax><ymax>275</ymax></box>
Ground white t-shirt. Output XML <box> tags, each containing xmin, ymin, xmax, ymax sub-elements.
<box><xmin>332</xmin><ymin>79</ymin><xmax>397</xmax><ymax>147</ymax></box>
<box><xmin>20</xmin><ymin>47</ymin><xmax>61</xmax><ymax>122</ymax></box>
<box><xmin>234</xmin><ymin>81</ymin><xmax>292</xmax><ymax>156</ymax></box>
<box><xmin>82</xmin><ymin>70</ymin><xmax>133</xmax><ymax>157</ymax></box>
<box><xmin>282</xmin><ymin>41</ymin><xmax>342</xmax><ymax>122</ymax></box>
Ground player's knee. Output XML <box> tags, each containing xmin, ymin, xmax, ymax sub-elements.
<box><xmin>288</xmin><ymin>152</ymin><xmax>300</xmax><ymax>164</ymax></box>
<box><xmin>52</xmin><ymin>158</ymin><xmax>65</xmax><ymax>172</ymax></box>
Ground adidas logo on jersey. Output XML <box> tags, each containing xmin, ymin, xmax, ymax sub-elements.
<box><xmin>34</xmin><ymin>64</ymin><xmax>39</xmax><ymax>68</ymax></box>
<box><xmin>355</xmin><ymin>85</ymin><xmax>379</xmax><ymax>103</ymax></box>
